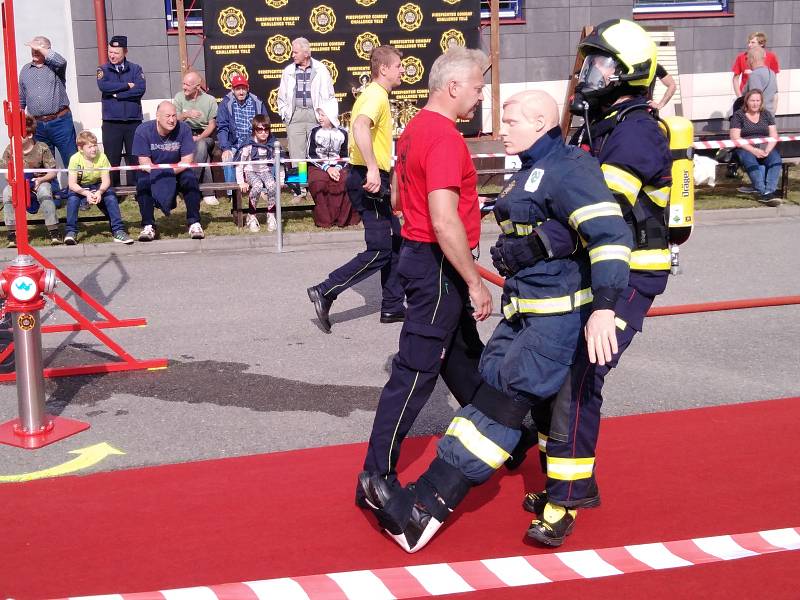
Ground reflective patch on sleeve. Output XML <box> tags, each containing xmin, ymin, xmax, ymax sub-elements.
<box><xmin>643</xmin><ymin>185</ymin><xmax>670</xmax><ymax>208</ymax></box>
<box><xmin>601</xmin><ymin>164</ymin><xmax>641</xmax><ymax>205</ymax></box>
<box><xmin>568</xmin><ymin>201</ymin><xmax>623</xmax><ymax>230</ymax></box>
<box><xmin>630</xmin><ymin>248</ymin><xmax>671</xmax><ymax>271</ymax></box>
<box><xmin>588</xmin><ymin>244</ymin><xmax>631</xmax><ymax>264</ymax></box>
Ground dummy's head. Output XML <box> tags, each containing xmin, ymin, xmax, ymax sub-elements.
<box><xmin>499</xmin><ymin>90</ymin><xmax>560</xmax><ymax>155</ymax></box>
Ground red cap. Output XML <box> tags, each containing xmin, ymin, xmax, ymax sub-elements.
<box><xmin>230</xmin><ymin>74</ymin><xmax>249</xmax><ymax>89</ymax></box>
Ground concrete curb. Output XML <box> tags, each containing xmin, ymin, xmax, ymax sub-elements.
<box><xmin>0</xmin><ymin>207</ymin><xmax>795</xmax><ymax>260</ymax></box>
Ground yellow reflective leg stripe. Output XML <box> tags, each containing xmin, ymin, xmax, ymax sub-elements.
<box><xmin>568</xmin><ymin>201</ymin><xmax>623</xmax><ymax>230</ymax></box>
<box><xmin>588</xmin><ymin>244</ymin><xmax>631</xmax><ymax>265</ymax></box>
<box><xmin>446</xmin><ymin>417</ymin><xmax>510</xmax><ymax>469</ymax></box>
<box><xmin>601</xmin><ymin>164</ymin><xmax>641</xmax><ymax>204</ymax></box>
<box><xmin>643</xmin><ymin>185</ymin><xmax>670</xmax><ymax>208</ymax></box>
<box><xmin>503</xmin><ymin>288</ymin><xmax>593</xmax><ymax>318</ymax></box>
<box><xmin>499</xmin><ymin>219</ymin><xmax>515</xmax><ymax>235</ymax></box>
<box><xmin>538</xmin><ymin>433</ymin><xmax>548</xmax><ymax>452</ymax></box>
<box><xmin>630</xmin><ymin>248</ymin><xmax>671</xmax><ymax>270</ymax></box>
<box><xmin>546</xmin><ymin>456</ymin><xmax>595</xmax><ymax>481</ymax></box>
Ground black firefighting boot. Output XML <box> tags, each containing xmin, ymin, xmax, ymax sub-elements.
<box><xmin>526</xmin><ymin>501</ymin><xmax>577</xmax><ymax>547</ymax></box>
<box><xmin>522</xmin><ymin>479</ymin><xmax>601</xmax><ymax>515</ymax></box>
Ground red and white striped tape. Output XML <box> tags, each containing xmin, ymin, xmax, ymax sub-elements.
<box><xmin>58</xmin><ymin>526</ymin><xmax>800</xmax><ymax>600</ymax></box>
<box><xmin>2</xmin><ymin>134</ymin><xmax>798</xmax><ymax>176</ymax></box>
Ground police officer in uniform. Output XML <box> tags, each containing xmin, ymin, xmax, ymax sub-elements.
<box><xmin>490</xmin><ymin>20</ymin><xmax>673</xmax><ymax>546</ymax></box>
<box><xmin>97</xmin><ymin>36</ymin><xmax>146</xmax><ymax>187</ymax></box>
<box><xmin>359</xmin><ymin>89</ymin><xmax>633</xmax><ymax>553</ymax></box>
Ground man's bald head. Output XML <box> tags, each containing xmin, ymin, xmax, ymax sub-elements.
<box><xmin>499</xmin><ymin>90</ymin><xmax>560</xmax><ymax>155</ymax></box>
<box><xmin>155</xmin><ymin>101</ymin><xmax>178</xmax><ymax>135</ymax></box>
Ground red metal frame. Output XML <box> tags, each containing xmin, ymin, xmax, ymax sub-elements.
<box><xmin>0</xmin><ymin>0</ymin><xmax>167</xmax><ymax>382</ymax></box>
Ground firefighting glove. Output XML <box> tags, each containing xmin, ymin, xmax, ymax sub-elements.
<box><xmin>490</xmin><ymin>233</ymin><xmax>547</xmax><ymax>277</ymax></box>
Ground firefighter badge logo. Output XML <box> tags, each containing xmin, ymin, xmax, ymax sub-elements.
<box><xmin>355</xmin><ymin>32</ymin><xmax>381</xmax><ymax>61</ymax></box>
<box><xmin>18</xmin><ymin>313</ymin><xmax>35</xmax><ymax>331</ymax></box>
<box><xmin>356</xmin><ymin>0</ymin><xmax>377</xmax><ymax>6</ymax></box>
<box><xmin>268</xmin><ymin>89</ymin><xmax>280</xmax><ymax>113</ymax></box>
<box><xmin>525</xmin><ymin>168</ymin><xmax>545</xmax><ymax>193</ymax></box>
<box><xmin>217</xmin><ymin>7</ymin><xmax>246</xmax><ymax>37</ymax></box>
<box><xmin>321</xmin><ymin>59</ymin><xmax>339</xmax><ymax>84</ymax></box>
<box><xmin>310</xmin><ymin>5</ymin><xmax>336</xmax><ymax>34</ymax></box>
<box><xmin>397</xmin><ymin>3</ymin><xmax>423</xmax><ymax>32</ymax></box>
<box><xmin>221</xmin><ymin>63</ymin><xmax>249</xmax><ymax>89</ymax></box>
<box><xmin>440</xmin><ymin>29</ymin><xmax>466</xmax><ymax>53</ymax></box>
<box><xmin>265</xmin><ymin>0</ymin><xmax>288</xmax><ymax>7</ymax></box>
<box><xmin>401</xmin><ymin>56</ymin><xmax>423</xmax><ymax>85</ymax></box>
<box><xmin>265</xmin><ymin>34</ymin><xmax>292</xmax><ymax>63</ymax></box>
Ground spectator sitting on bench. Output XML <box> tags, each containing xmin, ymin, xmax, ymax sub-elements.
<box><xmin>235</xmin><ymin>114</ymin><xmax>278</xmax><ymax>233</ymax></box>
<box><xmin>0</xmin><ymin>114</ymin><xmax>62</xmax><ymax>247</ymax></box>
<box><xmin>216</xmin><ymin>75</ymin><xmax>268</xmax><ymax>195</ymax></box>
<box><xmin>132</xmin><ymin>100</ymin><xmax>203</xmax><ymax>241</ymax></box>
<box><xmin>730</xmin><ymin>88</ymin><xmax>782</xmax><ymax>206</ymax></box>
<box><xmin>307</xmin><ymin>99</ymin><xmax>360</xmax><ymax>228</ymax></box>
<box><xmin>64</xmin><ymin>130</ymin><xmax>133</xmax><ymax>245</ymax></box>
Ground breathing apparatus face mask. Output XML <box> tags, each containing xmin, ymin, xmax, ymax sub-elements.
<box><xmin>569</xmin><ymin>54</ymin><xmax>621</xmax><ymax>116</ymax></box>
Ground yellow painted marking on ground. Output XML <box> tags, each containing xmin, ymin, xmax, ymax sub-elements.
<box><xmin>0</xmin><ymin>443</ymin><xmax>125</xmax><ymax>483</ymax></box>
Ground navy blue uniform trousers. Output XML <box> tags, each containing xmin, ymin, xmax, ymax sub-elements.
<box><xmin>363</xmin><ymin>241</ymin><xmax>485</xmax><ymax>484</ymax></box>
<box><xmin>318</xmin><ymin>166</ymin><xmax>404</xmax><ymax>313</ymax></box>
<box><xmin>102</xmin><ymin>120</ymin><xmax>140</xmax><ymax>187</ymax></box>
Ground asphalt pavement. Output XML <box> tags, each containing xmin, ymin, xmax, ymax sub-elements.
<box><xmin>0</xmin><ymin>207</ymin><xmax>798</xmax><ymax>478</ymax></box>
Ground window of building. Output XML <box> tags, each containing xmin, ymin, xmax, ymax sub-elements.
<box><xmin>480</xmin><ymin>0</ymin><xmax>525</xmax><ymax>22</ymax></box>
<box><xmin>165</xmin><ymin>0</ymin><xmax>204</xmax><ymax>29</ymax></box>
<box><xmin>633</xmin><ymin>0</ymin><xmax>730</xmax><ymax>18</ymax></box>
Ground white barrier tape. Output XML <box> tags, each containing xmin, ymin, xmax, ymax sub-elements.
<box><xmin>56</xmin><ymin>526</ymin><xmax>800</xmax><ymax>600</ymax></box>
<box><xmin>2</xmin><ymin>135</ymin><xmax>797</xmax><ymax>175</ymax></box>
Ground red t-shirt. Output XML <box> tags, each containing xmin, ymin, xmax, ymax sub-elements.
<box><xmin>395</xmin><ymin>109</ymin><xmax>480</xmax><ymax>247</ymax></box>
<box><xmin>732</xmin><ymin>50</ymin><xmax>780</xmax><ymax>93</ymax></box>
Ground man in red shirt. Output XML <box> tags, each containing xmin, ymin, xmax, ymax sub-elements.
<box><xmin>732</xmin><ymin>32</ymin><xmax>780</xmax><ymax>95</ymax></box>
<box><xmin>357</xmin><ymin>47</ymin><xmax>493</xmax><ymax>505</ymax></box>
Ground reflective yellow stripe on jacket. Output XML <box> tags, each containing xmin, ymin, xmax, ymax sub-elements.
<box><xmin>446</xmin><ymin>417</ymin><xmax>510</xmax><ymax>469</ymax></box>
<box><xmin>546</xmin><ymin>456</ymin><xmax>595</xmax><ymax>481</ymax></box>
<box><xmin>643</xmin><ymin>184</ymin><xmax>670</xmax><ymax>208</ymax></box>
<box><xmin>503</xmin><ymin>287</ymin><xmax>593</xmax><ymax>319</ymax></box>
<box><xmin>588</xmin><ymin>244</ymin><xmax>631</xmax><ymax>265</ymax></box>
<box><xmin>499</xmin><ymin>219</ymin><xmax>533</xmax><ymax>236</ymax></box>
<box><xmin>601</xmin><ymin>164</ymin><xmax>641</xmax><ymax>205</ymax></box>
<box><xmin>568</xmin><ymin>201</ymin><xmax>623</xmax><ymax>230</ymax></box>
<box><xmin>630</xmin><ymin>248</ymin><xmax>671</xmax><ymax>271</ymax></box>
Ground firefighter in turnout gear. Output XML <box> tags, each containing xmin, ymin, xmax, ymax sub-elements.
<box><xmin>359</xmin><ymin>90</ymin><xmax>633</xmax><ymax>553</ymax></box>
<box><xmin>518</xmin><ymin>19</ymin><xmax>674</xmax><ymax>546</ymax></box>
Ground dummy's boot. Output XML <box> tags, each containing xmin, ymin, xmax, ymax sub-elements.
<box><xmin>526</xmin><ymin>502</ymin><xmax>578</xmax><ymax>547</ymax></box>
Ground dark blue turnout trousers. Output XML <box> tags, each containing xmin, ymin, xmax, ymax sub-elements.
<box><xmin>136</xmin><ymin>169</ymin><xmax>201</xmax><ymax>228</ymax></box>
<box><xmin>317</xmin><ymin>166</ymin><xmax>404</xmax><ymax>313</ymax></box>
<box><xmin>363</xmin><ymin>241</ymin><xmax>485</xmax><ymax>484</ymax></box>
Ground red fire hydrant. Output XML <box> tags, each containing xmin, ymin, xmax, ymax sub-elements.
<box><xmin>0</xmin><ymin>254</ymin><xmax>89</xmax><ymax>449</ymax></box>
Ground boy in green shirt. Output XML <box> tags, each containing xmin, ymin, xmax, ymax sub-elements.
<box><xmin>65</xmin><ymin>130</ymin><xmax>133</xmax><ymax>244</ymax></box>
<box><xmin>0</xmin><ymin>115</ymin><xmax>61</xmax><ymax>247</ymax></box>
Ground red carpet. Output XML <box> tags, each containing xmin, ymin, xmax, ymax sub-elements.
<box><xmin>1</xmin><ymin>397</ymin><xmax>799</xmax><ymax>600</ymax></box>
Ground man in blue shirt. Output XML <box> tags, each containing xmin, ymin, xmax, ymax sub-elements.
<box><xmin>97</xmin><ymin>35</ymin><xmax>146</xmax><ymax>187</ymax></box>
<box><xmin>132</xmin><ymin>101</ymin><xmax>202</xmax><ymax>241</ymax></box>
<box><xmin>18</xmin><ymin>35</ymin><xmax>77</xmax><ymax>178</ymax></box>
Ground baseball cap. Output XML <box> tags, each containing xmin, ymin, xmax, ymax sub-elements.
<box><xmin>230</xmin><ymin>74</ymin><xmax>249</xmax><ymax>89</ymax></box>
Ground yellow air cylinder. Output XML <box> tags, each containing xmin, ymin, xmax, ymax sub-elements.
<box><xmin>665</xmin><ymin>115</ymin><xmax>694</xmax><ymax>245</ymax></box>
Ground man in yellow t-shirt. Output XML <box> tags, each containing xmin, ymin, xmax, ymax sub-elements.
<box><xmin>307</xmin><ymin>45</ymin><xmax>406</xmax><ymax>334</ymax></box>
<box><xmin>65</xmin><ymin>130</ymin><xmax>133</xmax><ymax>245</ymax></box>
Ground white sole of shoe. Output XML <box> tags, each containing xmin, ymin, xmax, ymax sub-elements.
<box><xmin>387</xmin><ymin>517</ymin><xmax>442</xmax><ymax>553</ymax></box>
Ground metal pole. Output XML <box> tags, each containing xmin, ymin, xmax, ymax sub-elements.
<box><xmin>12</xmin><ymin>307</ymin><xmax>47</xmax><ymax>433</ymax></box>
<box><xmin>176</xmin><ymin>0</ymin><xmax>189</xmax><ymax>74</ymax></box>
<box><xmin>93</xmin><ymin>0</ymin><xmax>108</xmax><ymax>65</ymax></box>
<box><xmin>489</xmin><ymin>0</ymin><xmax>501</xmax><ymax>138</ymax></box>
<box><xmin>273</xmin><ymin>140</ymin><xmax>283</xmax><ymax>252</ymax></box>
<box><xmin>1</xmin><ymin>0</ymin><xmax>31</xmax><ymax>252</ymax></box>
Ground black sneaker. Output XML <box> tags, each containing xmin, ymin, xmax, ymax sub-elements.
<box><xmin>49</xmin><ymin>231</ymin><xmax>63</xmax><ymax>245</ymax></box>
<box><xmin>379</xmin><ymin>311</ymin><xmax>405</xmax><ymax>324</ymax></box>
<box><xmin>526</xmin><ymin>502</ymin><xmax>577</xmax><ymax>547</ymax></box>
<box><xmin>307</xmin><ymin>285</ymin><xmax>333</xmax><ymax>333</ymax></box>
<box><xmin>522</xmin><ymin>488</ymin><xmax>601</xmax><ymax>515</ymax></box>
<box><xmin>6</xmin><ymin>233</ymin><xmax>16</xmax><ymax>249</ymax></box>
<box><xmin>757</xmin><ymin>192</ymin><xmax>782</xmax><ymax>207</ymax></box>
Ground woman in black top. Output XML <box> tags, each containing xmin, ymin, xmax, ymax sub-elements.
<box><xmin>730</xmin><ymin>89</ymin><xmax>782</xmax><ymax>204</ymax></box>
